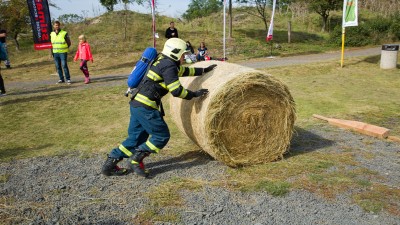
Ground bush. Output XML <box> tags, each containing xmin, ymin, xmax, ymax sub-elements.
<box><xmin>389</xmin><ymin>12</ymin><xmax>400</xmax><ymax>40</ymax></box>
<box><xmin>329</xmin><ymin>15</ymin><xmax>399</xmax><ymax>46</ymax></box>
<box><xmin>329</xmin><ymin>25</ymin><xmax>373</xmax><ymax>47</ymax></box>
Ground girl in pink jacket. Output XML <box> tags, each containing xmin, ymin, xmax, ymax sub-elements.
<box><xmin>74</xmin><ymin>34</ymin><xmax>93</xmax><ymax>84</ymax></box>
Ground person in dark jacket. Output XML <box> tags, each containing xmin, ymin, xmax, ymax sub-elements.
<box><xmin>0</xmin><ymin>30</ymin><xmax>11</xmax><ymax>69</ymax></box>
<box><xmin>165</xmin><ymin>21</ymin><xmax>179</xmax><ymax>39</ymax></box>
<box><xmin>0</xmin><ymin>36</ymin><xmax>9</xmax><ymax>96</ymax></box>
<box><xmin>102</xmin><ymin>38</ymin><xmax>217</xmax><ymax>177</ymax></box>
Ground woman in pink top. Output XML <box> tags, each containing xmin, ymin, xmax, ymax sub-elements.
<box><xmin>74</xmin><ymin>34</ymin><xmax>93</xmax><ymax>84</ymax></box>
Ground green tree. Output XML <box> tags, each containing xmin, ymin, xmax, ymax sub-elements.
<box><xmin>58</xmin><ymin>14</ymin><xmax>84</xmax><ymax>24</ymax></box>
<box><xmin>307</xmin><ymin>0</ymin><xmax>341</xmax><ymax>32</ymax></box>
<box><xmin>99</xmin><ymin>0</ymin><xmax>146</xmax><ymax>12</ymax></box>
<box><xmin>100</xmin><ymin>0</ymin><xmax>119</xmax><ymax>11</ymax></box>
<box><xmin>183</xmin><ymin>0</ymin><xmax>223</xmax><ymax>21</ymax></box>
<box><xmin>0</xmin><ymin>0</ymin><xmax>30</xmax><ymax>50</ymax></box>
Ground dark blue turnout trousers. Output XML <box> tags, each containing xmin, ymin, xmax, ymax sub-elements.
<box><xmin>109</xmin><ymin>105</ymin><xmax>170</xmax><ymax>159</ymax></box>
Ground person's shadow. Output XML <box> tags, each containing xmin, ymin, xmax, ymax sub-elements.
<box><xmin>145</xmin><ymin>150</ymin><xmax>214</xmax><ymax>177</ymax></box>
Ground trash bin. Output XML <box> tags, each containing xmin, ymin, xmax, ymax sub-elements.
<box><xmin>380</xmin><ymin>44</ymin><xmax>399</xmax><ymax>69</ymax></box>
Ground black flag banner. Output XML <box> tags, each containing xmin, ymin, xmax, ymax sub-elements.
<box><xmin>27</xmin><ymin>0</ymin><xmax>52</xmax><ymax>50</ymax></box>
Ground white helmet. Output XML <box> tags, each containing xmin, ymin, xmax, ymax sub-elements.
<box><xmin>162</xmin><ymin>38</ymin><xmax>189</xmax><ymax>61</ymax></box>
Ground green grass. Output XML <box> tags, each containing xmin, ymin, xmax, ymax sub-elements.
<box><xmin>136</xmin><ymin>177</ymin><xmax>205</xmax><ymax>223</ymax></box>
<box><xmin>353</xmin><ymin>184</ymin><xmax>400</xmax><ymax>215</ymax></box>
<box><xmin>264</xmin><ymin>56</ymin><xmax>400</xmax><ymax>132</ymax></box>
<box><xmin>245</xmin><ymin>180</ymin><xmax>291</xmax><ymax>196</ymax></box>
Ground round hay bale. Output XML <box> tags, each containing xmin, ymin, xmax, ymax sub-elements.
<box><xmin>169</xmin><ymin>61</ymin><xmax>296</xmax><ymax>167</ymax></box>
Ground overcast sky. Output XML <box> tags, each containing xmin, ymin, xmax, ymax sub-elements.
<box><xmin>50</xmin><ymin>0</ymin><xmax>192</xmax><ymax>19</ymax></box>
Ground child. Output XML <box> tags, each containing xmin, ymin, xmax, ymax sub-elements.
<box><xmin>196</xmin><ymin>42</ymin><xmax>209</xmax><ymax>61</ymax></box>
<box><xmin>74</xmin><ymin>34</ymin><xmax>93</xmax><ymax>84</ymax></box>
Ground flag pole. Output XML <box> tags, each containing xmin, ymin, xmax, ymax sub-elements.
<box><xmin>266</xmin><ymin>0</ymin><xmax>276</xmax><ymax>59</ymax></box>
<box><xmin>341</xmin><ymin>0</ymin><xmax>358</xmax><ymax>68</ymax></box>
<box><xmin>340</xmin><ymin>27</ymin><xmax>345</xmax><ymax>68</ymax></box>
<box><xmin>223</xmin><ymin>0</ymin><xmax>226</xmax><ymax>60</ymax></box>
<box><xmin>151</xmin><ymin>0</ymin><xmax>156</xmax><ymax>48</ymax></box>
<box><xmin>270</xmin><ymin>41</ymin><xmax>273</xmax><ymax>57</ymax></box>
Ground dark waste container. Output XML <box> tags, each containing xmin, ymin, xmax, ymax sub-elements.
<box><xmin>380</xmin><ymin>44</ymin><xmax>399</xmax><ymax>69</ymax></box>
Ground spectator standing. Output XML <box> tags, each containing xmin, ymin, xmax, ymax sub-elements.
<box><xmin>50</xmin><ymin>21</ymin><xmax>72</xmax><ymax>84</ymax></box>
<box><xmin>165</xmin><ymin>22</ymin><xmax>178</xmax><ymax>39</ymax></box>
<box><xmin>0</xmin><ymin>30</ymin><xmax>11</xmax><ymax>69</ymax></box>
<box><xmin>0</xmin><ymin>36</ymin><xmax>9</xmax><ymax>96</ymax></box>
<box><xmin>74</xmin><ymin>34</ymin><xmax>93</xmax><ymax>84</ymax></box>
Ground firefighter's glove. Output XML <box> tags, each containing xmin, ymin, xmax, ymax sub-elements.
<box><xmin>194</xmin><ymin>89</ymin><xmax>209</xmax><ymax>97</ymax></box>
<box><xmin>203</xmin><ymin>64</ymin><xmax>217</xmax><ymax>73</ymax></box>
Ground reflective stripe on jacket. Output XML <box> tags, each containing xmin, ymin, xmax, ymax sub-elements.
<box><xmin>51</xmin><ymin>30</ymin><xmax>69</xmax><ymax>53</ymax></box>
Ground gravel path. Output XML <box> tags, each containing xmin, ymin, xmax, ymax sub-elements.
<box><xmin>1</xmin><ymin>47</ymin><xmax>399</xmax><ymax>224</ymax></box>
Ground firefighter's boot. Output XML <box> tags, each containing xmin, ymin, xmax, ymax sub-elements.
<box><xmin>128</xmin><ymin>151</ymin><xmax>150</xmax><ymax>177</ymax></box>
<box><xmin>101</xmin><ymin>156</ymin><xmax>128</xmax><ymax>176</ymax></box>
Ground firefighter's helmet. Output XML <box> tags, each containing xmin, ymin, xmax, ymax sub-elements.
<box><xmin>162</xmin><ymin>38</ymin><xmax>189</xmax><ymax>61</ymax></box>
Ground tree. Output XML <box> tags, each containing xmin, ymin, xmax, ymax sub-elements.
<box><xmin>237</xmin><ymin>0</ymin><xmax>271</xmax><ymax>31</ymax></box>
<box><xmin>58</xmin><ymin>14</ymin><xmax>84</xmax><ymax>24</ymax></box>
<box><xmin>183</xmin><ymin>0</ymin><xmax>223</xmax><ymax>21</ymax></box>
<box><xmin>99</xmin><ymin>0</ymin><xmax>146</xmax><ymax>12</ymax></box>
<box><xmin>307</xmin><ymin>0</ymin><xmax>341</xmax><ymax>32</ymax></box>
<box><xmin>0</xmin><ymin>0</ymin><xmax>30</xmax><ymax>50</ymax></box>
<box><xmin>100</xmin><ymin>0</ymin><xmax>119</xmax><ymax>11</ymax></box>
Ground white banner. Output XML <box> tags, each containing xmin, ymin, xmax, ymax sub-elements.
<box><xmin>342</xmin><ymin>0</ymin><xmax>358</xmax><ymax>27</ymax></box>
<box><xmin>266</xmin><ymin>0</ymin><xmax>276</xmax><ymax>41</ymax></box>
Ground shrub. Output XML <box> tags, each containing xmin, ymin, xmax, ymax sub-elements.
<box><xmin>329</xmin><ymin>24</ymin><xmax>373</xmax><ymax>47</ymax></box>
<box><xmin>329</xmin><ymin>14</ymin><xmax>399</xmax><ymax>47</ymax></box>
<box><xmin>389</xmin><ymin>12</ymin><xmax>400</xmax><ymax>40</ymax></box>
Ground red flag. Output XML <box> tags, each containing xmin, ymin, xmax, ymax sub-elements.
<box><xmin>26</xmin><ymin>0</ymin><xmax>52</xmax><ymax>50</ymax></box>
<box><xmin>266</xmin><ymin>0</ymin><xmax>276</xmax><ymax>42</ymax></box>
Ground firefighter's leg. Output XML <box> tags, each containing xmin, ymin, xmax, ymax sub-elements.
<box><xmin>102</xmin><ymin>105</ymin><xmax>148</xmax><ymax>176</ymax></box>
<box><xmin>101</xmin><ymin>156</ymin><xmax>128</xmax><ymax>176</ymax></box>
<box><xmin>128</xmin><ymin>107</ymin><xmax>170</xmax><ymax>177</ymax></box>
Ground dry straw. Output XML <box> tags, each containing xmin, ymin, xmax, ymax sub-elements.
<box><xmin>169</xmin><ymin>61</ymin><xmax>296</xmax><ymax>167</ymax></box>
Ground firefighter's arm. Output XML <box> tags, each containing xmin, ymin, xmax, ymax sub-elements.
<box><xmin>177</xmin><ymin>64</ymin><xmax>217</xmax><ymax>77</ymax></box>
<box><xmin>164</xmin><ymin>67</ymin><xmax>203</xmax><ymax>100</ymax></box>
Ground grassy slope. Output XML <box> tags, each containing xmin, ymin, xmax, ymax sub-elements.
<box><xmin>5</xmin><ymin>8</ymin><xmax>342</xmax><ymax>82</ymax></box>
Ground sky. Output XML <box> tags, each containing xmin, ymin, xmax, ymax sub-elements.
<box><xmin>50</xmin><ymin>0</ymin><xmax>192</xmax><ymax>19</ymax></box>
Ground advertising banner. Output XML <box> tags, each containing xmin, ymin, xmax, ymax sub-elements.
<box><xmin>27</xmin><ymin>0</ymin><xmax>52</xmax><ymax>50</ymax></box>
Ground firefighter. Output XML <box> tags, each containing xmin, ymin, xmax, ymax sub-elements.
<box><xmin>102</xmin><ymin>38</ymin><xmax>217</xmax><ymax>177</ymax></box>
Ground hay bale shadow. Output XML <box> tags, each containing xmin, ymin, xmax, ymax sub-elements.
<box><xmin>287</xmin><ymin>126</ymin><xmax>335</xmax><ymax>157</ymax></box>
